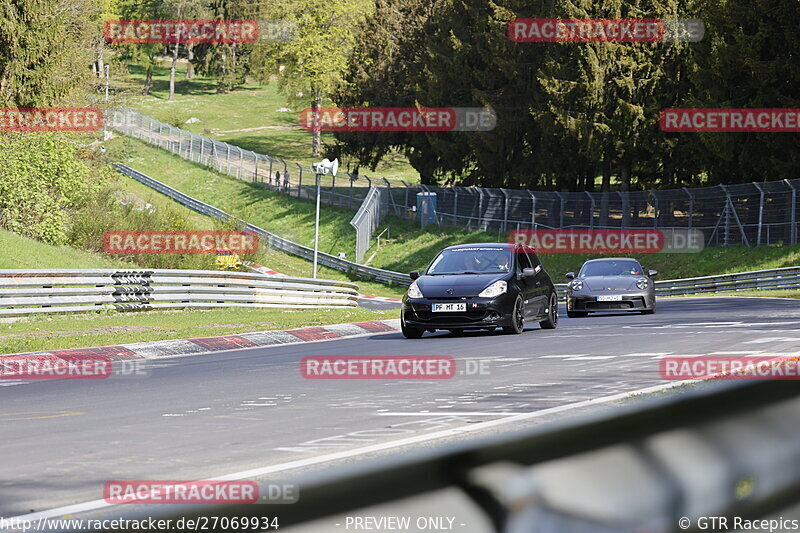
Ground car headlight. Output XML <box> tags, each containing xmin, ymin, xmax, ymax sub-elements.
<box><xmin>570</xmin><ymin>280</ymin><xmax>584</xmax><ymax>291</ymax></box>
<box><xmin>478</xmin><ymin>280</ymin><xmax>507</xmax><ymax>298</ymax></box>
<box><xmin>636</xmin><ymin>278</ymin><xmax>649</xmax><ymax>290</ymax></box>
<box><xmin>407</xmin><ymin>281</ymin><xmax>423</xmax><ymax>299</ymax></box>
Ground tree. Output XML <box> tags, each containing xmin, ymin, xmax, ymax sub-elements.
<box><xmin>0</xmin><ymin>0</ymin><xmax>99</xmax><ymax>107</ymax></box>
<box><xmin>114</xmin><ymin>0</ymin><xmax>165</xmax><ymax>95</ymax></box>
<box><xmin>251</xmin><ymin>0</ymin><xmax>373</xmax><ymax>157</ymax></box>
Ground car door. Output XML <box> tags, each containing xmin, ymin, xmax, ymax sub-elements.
<box><xmin>515</xmin><ymin>248</ymin><xmax>539</xmax><ymax>318</ymax></box>
<box><xmin>525</xmin><ymin>250</ymin><xmax>550</xmax><ymax>318</ymax></box>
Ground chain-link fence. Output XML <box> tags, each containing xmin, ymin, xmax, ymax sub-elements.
<box><xmin>350</xmin><ymin>187</ymin><xmax>387</xmax><ymax>263</ymax></box>
<box><xmin>108</xmin><ymin>108</ymin><xmax>800</xmax><ymax>247</ymax></box>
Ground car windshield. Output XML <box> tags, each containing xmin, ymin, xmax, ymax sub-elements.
<box><xmin>427</xmin><ymin>247</ymin><xmax>512</xmax><ymax>275</ymax></box>
<box><xmin>580</xmin><ymin>260</ymin><xmax>643</xmax><ymax>277</ymax></box>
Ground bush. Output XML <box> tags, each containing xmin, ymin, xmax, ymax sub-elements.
<box><xmin>0</xmin><ymin>132</ymin><xmax>100</xmax><ymax>245</ymax></box>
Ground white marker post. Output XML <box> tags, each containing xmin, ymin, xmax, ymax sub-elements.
<box><xmin>311</xmin><ymin>158</ymin><xmax>338</xmax><ymax>278</ymax></box>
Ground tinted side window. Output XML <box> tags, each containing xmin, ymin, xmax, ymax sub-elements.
<box><xmin>527</xmin><ymin>251</ymin><xmax>542</xmax><ymax>268</ymax></box>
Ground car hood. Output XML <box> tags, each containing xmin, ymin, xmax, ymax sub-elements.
<box><xmin>416</xmin><ymin>274</ymin><xmax>506</xmax><ymax>298</ymax></box>
<box><xmin>582</xmin><ymin>276</ymin><xmax>641</xmax><ymax>291</ymax></box>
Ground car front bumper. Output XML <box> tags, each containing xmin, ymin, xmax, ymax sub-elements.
<box><xmin>402</xmin><ymin>293</ymin><xmax>516</xmax><ymax>329</ymax></box>
<box><xmin>568</xmin><ymin>291</ymin><xmax>654</xmax><ymax>312</ymax></box>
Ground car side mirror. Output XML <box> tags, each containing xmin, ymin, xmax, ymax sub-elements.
<box><xmin>565</xmin><ymin>272</ymin><xmax>575</xmax><ymax>279</ymax></box>
<box><xmin>409</xmin><ymin>270</ymin><xmax>420</xmax><ymax>280</ymax></box>
<box><xmin>522</xmin><ymin>268</ymin><xmax>536</xmax><ymax>278</ymax></box>
<box><xmin>648</xmin><ymin>269</ymin><xmax>658</xmax><ymax>278</ymax></box>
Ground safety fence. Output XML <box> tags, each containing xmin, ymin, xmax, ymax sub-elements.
<box><xmin>100</xmin><ymin>381</ymin><xmax>800</xmax><ymax>532</ymax></box>
<box><xmin>117</xmin><ymin>163</ymin><xmax>800</xmax><ymax>299</ymax></box>
<box><xmin>350</xmin><ymin>187</ymin><xmax>386</xmax><ymax>263</ymax></box>
<box><xmin>0</xmin><ymin>269</ymin><xmax>359</xmax><ymax>318</ymax></box>
<box><xmin>107</xmin><ymin>108</ymin><xmax>800</xmax><ymax>247</ymax></box>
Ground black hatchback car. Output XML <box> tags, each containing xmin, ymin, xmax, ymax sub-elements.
<box><xmin>401</xmin><ymin>243</ymin><xmax>559</xmax><ymax>338</ymax></box>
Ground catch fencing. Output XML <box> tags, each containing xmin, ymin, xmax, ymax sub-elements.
<box><xmin>107</xmin><ymin>108</ymin><xmax>800</xmax><ymax>247</ymax></box>
<box><xmin>0</xmin><ymin>269</ymin><xmax>359</xmax><ymax>318</ymax></box>
<box><xmin>117</xmin><ymin>163</ymin><xmax>800</xmax><ymax>299</ymax></box>
<box><xmin>350</xmin><ymin>187</ymin><xmax>386</xmax><ymax>263</ymax></box>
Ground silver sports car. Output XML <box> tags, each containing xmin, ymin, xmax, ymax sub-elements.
<box><xmin>565</xmin><ymin>258</ymin><xmax>657</xmax><ymax>317</ymax></box>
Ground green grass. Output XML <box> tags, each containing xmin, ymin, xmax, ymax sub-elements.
<box><xmin>0</xmin><ymin>306</ymin><xmax>389</xmax><ymax>355</ymax></box>
<box><xmin>114</xmin><ymin>61</ymin><xmax>420</xmax><ymax>184</ymax></box>
<box><xmin>0</xmin><ymin>229</ymin><xmax>133</xmax><ymax>269</ymax></box>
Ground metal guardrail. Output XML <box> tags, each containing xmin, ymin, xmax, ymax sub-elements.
<box><xmin>100</xmin><ymin>381</ymin><xmax>800</xmax><ymax>532</ymax></box>
<box><xmin>553</xmin><ymin>266</ymin><xmax>800</xmax><ymax>301</ymax></box>
<box><xmin>116</xmin><ymin>163</ymin><xmax>800</xmax><ymax>298</ymax></box>
<box><xmin>0</xmin><ymin>269</ymin><xmax>359</xmax><ymax>317</ymax></box>
<box><xmin>113</xmin><ymin>164</ymin><xmax>411</xmax><ymax>286</ymax></box>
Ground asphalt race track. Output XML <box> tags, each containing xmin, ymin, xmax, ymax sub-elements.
<box><xmin>4</xmin><ymin>296</ymin><xmax>800</xmax><ymax>520</ymax></box>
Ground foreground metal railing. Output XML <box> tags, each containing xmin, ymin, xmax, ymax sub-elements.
<box><xmin>95</xmin><ymin>381</ymin><xmax>800</xmax><ymax>532</ymax></box>
<box><xmin>0</xmin><ymin>269</ymin><xmax>358</xmax><ymax>317</ymax></box>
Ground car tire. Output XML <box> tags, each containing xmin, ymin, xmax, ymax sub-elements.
<box><xmin>540</xmin><ymin>293</ymin><xmax>559</xmax><ymax>329</ymax></box>
<box><xmin>641</xmin><ymin>308</ymin><xmax>655</xmax><ymax>315</ymax></box>
<box><xmin>567</xmin><ymin>310</ymin><xmax>587</xmax><ymax>318</ymax></box>
<box><xmin>401</xmin><ymin>317</ymin><xmax>424</xmax><ymax>339</ymax></box>
<box><xmin>502</xmin><ymin>296</ymin><xmax>525</xmax><ymax>334</ymax></box>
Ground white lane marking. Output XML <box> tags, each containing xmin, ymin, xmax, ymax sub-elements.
<box><xmin>9</xmin><ymin>377</ymin><xmax>697</xmax><ymax>523</ymax></box>
<box><xmin>709</xmin><ymin>351</ymin><xmax>765</xmax><ymax>355</ymax></box>
<box><xmin>745</xmin><ymin>337</ymin><xmax>800</xmax><ymax>344</ymax></box>
<box><xmin>564</xmin><ymin>356</ymin><xmax>617</xmax><ymax>361</ymax></box>
<box><xmin>621</xmin><ymin>353</ymin><xmax>671</xmax><ymax>357</ymax></box>
<box><xmin>378</xmin><ymin>412</ymin><xmax>530</xmax><ymax>416</ymax></box>
<box><xmin>539</xmin><ymin>354</ymin><xmax>590</xmax><ymax>359</ymax></box>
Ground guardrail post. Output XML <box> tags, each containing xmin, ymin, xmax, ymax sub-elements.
<box><xmin>649</xmin><ymin>190</ymin><xmax>659</xmax><ymax>228</ymax></box>
<box><xmin>785</xmin><ymin>179</ymin><xmax>797</xmax><ymax>245</ymax></box>
<box><xmin>682</xmin><ymin>187</ymin><xmax>693</xmax><ymax>230</ymax></box>
<box><xmin>555</xmin><ymin>192</ymin><xmax>564</xmax><ymax>228</ymax></box>
<box><xmin>585</xmin><ymin>191</ymin><xmax>595</xmax><ymax>229</ymax></box>
<box><xmin>296</xmin><ymin>162</ymin><xmax>303</xmax><ymax>197</ymax></box>
<box><xmin>753</xmin><ymin>182</ymin><xmax>765</xmax><ymax>246</ymax></box>
<box><xmin>529</xmin><ymin>191</ymin><xmax>536</xmax><ymax>229</ymax></box>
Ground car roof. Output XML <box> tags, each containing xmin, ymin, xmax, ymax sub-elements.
<box><xmin>583</xmin><ymin>257</ymin><xmax>641</xmax><ymax>263</ymax></box>
<box><xmin>444</xmin><ymin>243</ymin><xmax>518</xmax><ymax>250</ymax></box>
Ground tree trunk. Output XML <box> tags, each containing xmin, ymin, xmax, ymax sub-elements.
<box><xmin>185</xmin><ymin>44</ymin><xmax>194</xmax><ymax>79</ymax></box>
<box><xmin>599</xmin><ymin>151</ymin><xmax>611</xmax><ymax>226</ymax></box>
<box><xmin>620</xmin><ymin>157</ymin><xmax>631</xmax><ymax>227</ymax></box>
<box><xmin>169</xmin><ymin>42</ymin><xmax>179</xmax><ymax>101</ymax></box>
<box><xmin>143</xmin><ymin>64</ymin><xmax>153</xmax><ymax>95</ymax></box>
<box><xmin>311</xmin><ymin>93</ymin><xmax>322</xmax><ymax>158</ymax></box>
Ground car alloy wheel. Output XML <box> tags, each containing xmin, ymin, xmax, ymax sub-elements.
<box><xmin>503</xmin><ymin>296</ymin><xmax>525</xmax><ymax>334</ymax></box>
<box><xmin>541</xmin><ymin>293</ymin><xmax>559</xmax><ymax>329</ymax></box>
